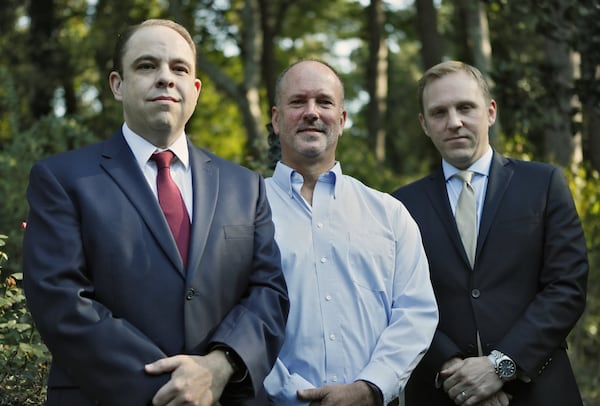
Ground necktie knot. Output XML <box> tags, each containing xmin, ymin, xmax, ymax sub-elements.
<box><xmin>455</xmin><ymin>170</ymin><xmax>474</xmax><ymax>184</ymax></box>
<box><xmin>151</xmin><ymin>150</ymin><xmax>175</xmax><ymax>170</ymax></box>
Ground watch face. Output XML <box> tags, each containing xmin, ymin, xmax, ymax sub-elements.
<box><xmin>498</xmin><ymin>359</ymin><xmax>516</xmax><ymax>378</ymax></box>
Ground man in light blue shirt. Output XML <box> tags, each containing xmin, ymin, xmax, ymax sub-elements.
<box><xmin>263</xmin><ymin>59</ymin><xmax>438</xmax><ymax>405</ymax></box>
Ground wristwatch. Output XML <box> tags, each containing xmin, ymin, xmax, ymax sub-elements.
<box><xmin>488</xmin><ymin>350</ymin><xmax>517</xmax><ymax>382</ymax></box>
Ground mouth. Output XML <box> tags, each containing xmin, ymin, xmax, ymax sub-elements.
<box><xmin>150</xmin><ymin>96</ymin><xmax>179</xmax><ymax>103</ymax></box>
<box><xmin>446</xmin><ymin>134</ymin><xmax>470</xmax><ymax>142</ymax></box>
<box><xmin>298</xmin><ymin>127</ymin><xmax>324</xmax><ymax>134</ymax></box>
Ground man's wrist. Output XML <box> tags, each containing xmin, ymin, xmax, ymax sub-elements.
<box><xmin>359</xmin><ymin>380</ymin><xmax>383</xmax><ymax>406</ymax></box>
<box><xmin>211</xmin><ymin>345</ymin><xmax>247</xmax><ymax>383</ymax></box>
<box><xmin>488</xmin><ymin>350</ymin><xmax>517</xmax><ymax>382</ymax></box>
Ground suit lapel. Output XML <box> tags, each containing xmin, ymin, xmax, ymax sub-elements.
<box><xmin>186</xmin><ymin>145</ymin><xmax>219</xmax><ymax>277</ymax></box>
<box><xmin>424</xmin><ymin>169</ymin><xmax>471</xmax><ymax>264</ymax></box>
<box><xmin>99</xmin><ymin>131</ymin><xmax>185</xmax><ymax>274</ymax></box>
<box><xmin>477</xmin><ymin>152</ymin><xmax>513</xmax><ymax>258</ymax></box>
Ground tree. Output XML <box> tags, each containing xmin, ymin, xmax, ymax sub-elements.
<box><xmin>366</xmin><ymin>0</ymin><xmax>389</xmax><ymax>164</ymax></box>
<box><xmin>415</xmin><ymin>0</ymin><xmax>444</xmax><ymax>69</ymax></box>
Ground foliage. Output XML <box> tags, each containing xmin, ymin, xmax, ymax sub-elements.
<box><xmin>0</xmin><ymin>235</ymin><xmax>50</xmax><ymax>405</ymax></box>
<box><xmin>567</xmin><ymin>167</ymin><xmax>600</xmax><ymax>405</ymax></box>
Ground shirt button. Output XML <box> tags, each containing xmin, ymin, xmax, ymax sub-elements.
<box><xmin>329</xmin><ymin>334</ymin><xmax>336</xmax><ymax>341</ymax></box>
<box><xmin>186</xmin><ymin>288</ymin><xmax>195</xmax><ymax>300</ymax></box>
<box><xmin>331</xmin><ymin>375</ymin><xmax>337</xmax><ymax>382</ymax></box>
<box><xmin>471</xmin><ymin>289</ymin><xmax>480</xmax><ymax>298</ymax></box>
<box><xmin>317</xmin><ymin>222</ymin><xmax>323</xmax><ymax>229</ymax></box>
<box><xmin>320</xmin><ymin>257</ymin><xmax>327</xmax><ymax>263</ymax></box>
<box><xmin>325</xmin><ymin>295</ymin><xmax>332</xmax><ymax>301</ymax></box>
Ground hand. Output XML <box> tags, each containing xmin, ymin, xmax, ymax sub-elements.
<box><xmin>475</xmin><ymin>390</ymin><xmax>512</xmax><ymax>406</ymax></box>
<box><xmin>297</xmin><ymin>381</ymin><xmax>378</xmax><ymax>406</ymax></box>
<box><xmin>440</xmin><ymin>356</ymin><xmax>502</xmax><ymax>405</ymax></box>
<box><xmin>145</xmin><ymin>351</ymin><xmax>233</xmax><ymax>406</ymax></box>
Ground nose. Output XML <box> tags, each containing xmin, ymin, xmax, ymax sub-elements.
<box><xmin>302</xmin><ymin>99</ymin><xmax>318</xmax><ymax>121</ymax></box>
<box><xmin>447</xmin><ymin>109</ymin><xmax>463</xmax><ymax>129</ymax></box>
<box><xmin>156</xmin><ymin>65</ymin><xmax>175</xmax><ymax>88</ymax></box>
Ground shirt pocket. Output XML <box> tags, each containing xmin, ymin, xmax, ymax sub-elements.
<box><xmin>346</xmin><ymin>232</ymin><xmax>394</xmax><ymax>323</ymax></box>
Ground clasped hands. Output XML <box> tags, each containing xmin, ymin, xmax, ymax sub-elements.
<box><xmin>145</xmin><ymin>351</ymin><xmax>233</xmax><ymax>406</ymax></box>
<box><xmin>296</xmin><ymin>380</ymin><xmax>379</xmax><ymax>406</ymax></box>
<box><xmin>440</xmin><ymin>357</ymin><xmax>511</xmax><ymax>406</ymax></box>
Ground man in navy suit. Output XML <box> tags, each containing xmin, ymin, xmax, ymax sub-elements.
<box><xmin>392</xmin><ymin>61</ymin><xmax>588</xmax><ymax>406</ymax></box>
<box><xmin>23</xmin><ymin>19</ymin><xmax>288</xmax><ymax>405</ymax></box>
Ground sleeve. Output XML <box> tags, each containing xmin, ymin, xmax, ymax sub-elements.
<box><xmin>495</xmin><ymin>167</ymin><xmax>588</xmax><ymax>378</ymax></box>
<box><xmin>23</xmin><ymin>162</ymin><xmax>169</xmax><ymax>405</ymax></box>
<box><xmin>263</xmin><ymin>358</ymin><xmax>315</xmax><ymax>405</ymax></box>
<box><xmin>207</xmin><ymin>174</ymin><xmax>290</xmax><ymax>396</ymax></box>
<box><xmin>355</xmin><ymin>204</ymin><xmax>439</xmax><ymax>405</ymax></box>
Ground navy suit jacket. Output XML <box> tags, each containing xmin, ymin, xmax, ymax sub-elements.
<box><xmin>392</xmin><ymin>151</ymin><xmax>588</xmax><ymax>405</ymax></box>
<box><xmin>23</xmin><ymin>131</ymin><xmax>289</xmax><ymax>405</ymax></box>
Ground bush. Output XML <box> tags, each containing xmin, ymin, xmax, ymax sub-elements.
<box><xmin>0</xmin><ymin>234</ymin><xmax>50</xmax><ymax>405</ymax></box>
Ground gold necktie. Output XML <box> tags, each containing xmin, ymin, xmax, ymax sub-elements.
<box><xmin>455</xmin><ymin>171</ymin><xmax>476</xmax><ymax>267</ymax></box>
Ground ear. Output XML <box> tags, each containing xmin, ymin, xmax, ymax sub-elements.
<box><xmin>339</xmin><ymin>109</ymin><xmax>347</xmax><ymax>135</ymax></box>
<box><xmin>271</xmin><ymin>106</ymin><xmax>280</xmax><ymax>135</ymax></box>
<box><xmin>419</xmin><ymin>113</ymin><xmax>430</xmax><ymax>137</ymax></box>
<box><xmin>487</xmin><ymin>99</ymin><xmax>497</xmax><ymax>126</ymax></box>
<box><xmin>109</xmin><ymin>71</ymin><xmax>123</xmax><ymax>101</ymax></box>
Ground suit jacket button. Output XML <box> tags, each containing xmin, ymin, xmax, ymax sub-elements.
<box><xmin>186</xmin><ymin>288</ymin><xmax>195</xmax><ymax>300</ymax></box>
<box><xmin>471</xmin><ymin>289</ymin><xmax>480</xmax><ymax>298</ymax></box>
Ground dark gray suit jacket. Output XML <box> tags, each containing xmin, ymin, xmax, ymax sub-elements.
<box><xmin>392</xmin><ymin>151</ymin><xmax>587</xmax><ymax>406</ymax></box>
<box><xmin>23</xmin><ymin>130</ymin><xmax>289</xmax><ymax>405</ymax></box>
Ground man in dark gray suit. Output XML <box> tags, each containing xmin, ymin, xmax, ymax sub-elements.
<box><xmin>393</xmin><ymin>61</ymin><xmax>588</xmax><ymax>406</ymax></box>
<box><xmin>23</xmin><ymin>19</ymin><xmax>288</xmax><ymax>406</ymax></box>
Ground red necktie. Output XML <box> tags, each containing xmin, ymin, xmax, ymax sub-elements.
<box><xmin>150</xmin><ymin>151</ymin><xmax>190</xmax><ymax>267</ymax></box>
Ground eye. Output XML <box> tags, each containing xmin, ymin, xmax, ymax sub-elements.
<box><xmin>430</xmin><ymin>109</ymin><xmax>445</xmax><ymax>117</ymax></box>
<box><xmin>137</xmin><ymin>62</ymin><xmax>155</xmax><ymax>71</ymax></box>
<box><xmin>173</xmin><ymin>65</ymin><xmax>190</xmax><ymax>74</ymax></box>
<box><xmin>459</xmin><ymin>104</ymin><xmax>474</xmax><ymax>112</ymax></box>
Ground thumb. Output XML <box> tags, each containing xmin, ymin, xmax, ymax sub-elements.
<box><xmin>145</xmin><ymin>355</ymin><xmax>182</xmax><ymax>375</ymax></box>
<box><xmin>297</xmin><ymin>387</ymin><xmax>325</xmax><ymax>401</ymax></box>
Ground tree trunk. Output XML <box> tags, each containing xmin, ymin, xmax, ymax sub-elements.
<box><xmin>28</xmin><ymin>0</ymin><xmax>57</xmax><ymax>118</ymax></box>
<box><xmin>465</xmin><ymin>0</ymin><xmax>492</xmax><ymax>76</ymax></box>
<box><xmin>366</xmin><ymin>0</ymin><xmax>388</xmax><ymax>164</ymax></box>
<box><xmin>542</xmin><ymin>37</ymin><xmax>574</xmax><ymax>167</ymax></box>
<box><xmin>580</xmin><ymin>53</ymin><xmax>600</xmax><ymax>172</ymax></box>
<box><xmin>239</xmin><ymin>0</ymin><xmax>267</xmax><ymax>167</ymax></box>
<box><xmin>415</xmin><ymin>0</ymin><xmax>443</xmax><ymax>69</ymax></box>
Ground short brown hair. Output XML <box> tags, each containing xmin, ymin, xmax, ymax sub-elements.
<box><xmin>417</xmin><ymin>61</ymin><xmax>491</xmax><ymax>114</ymax></box>
<box><xmin>112</xmin><ymin>19</ymin><xmax>197</xmax><ymax>77</ymax></box>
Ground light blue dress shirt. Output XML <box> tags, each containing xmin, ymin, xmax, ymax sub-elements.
<box><xmin>263</xmin><ymin>162</ymin><xmax>438</xmax><ymax>405</ymax></box>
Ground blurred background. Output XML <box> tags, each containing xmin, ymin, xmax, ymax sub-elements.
<box><xmin>0</xmin><ymin>0</ymin><xmax>598</xmax><ymax>404</ymax></box>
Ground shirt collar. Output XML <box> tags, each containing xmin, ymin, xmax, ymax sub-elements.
<box><xmin>443</xmin><ymin>145</ymin><xmax>493</xmax><ymax>181</ymax></box>
<box><xmin>272</xmin><ymin>161</ymin><xmax>341</xmax><ymax>199</ymax></box>
<box><xmin>121</xmin><ymin>122</ymin><xmax>190</xmax><ymax>169</ymax></box>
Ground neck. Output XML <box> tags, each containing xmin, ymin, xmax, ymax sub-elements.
<box><xmin>281</xmin><ymin>158</ymin><xmax>335</xmax><ymax>206</ymax></box>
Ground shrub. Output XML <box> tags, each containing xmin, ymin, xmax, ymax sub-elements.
<box><xmin>0</xmin><ymin>234</ymin><xmax>50</xmax><ymax>405</ymax></box>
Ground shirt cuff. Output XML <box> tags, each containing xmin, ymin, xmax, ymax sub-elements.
<box><xmin>360</xmin><ymin>380</ymin><xmax>384</xmax><ymax>406</ymax></box>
